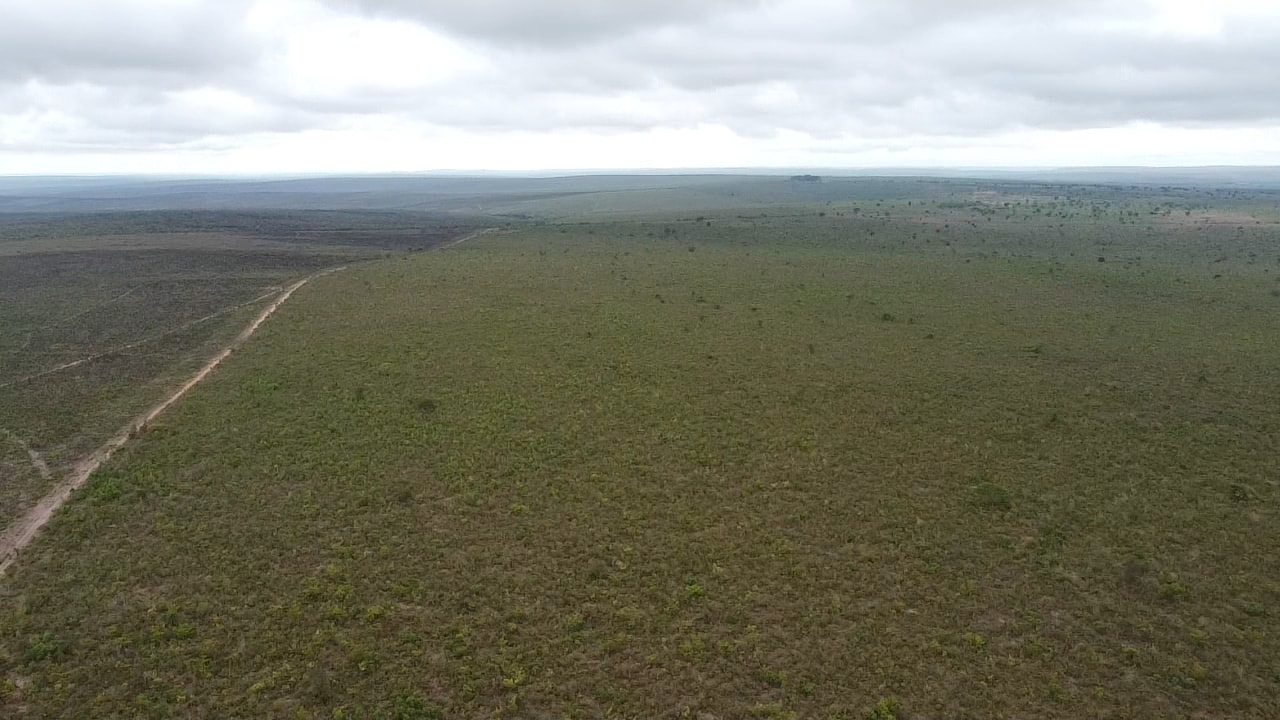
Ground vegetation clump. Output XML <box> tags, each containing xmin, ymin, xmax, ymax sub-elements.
<box><xmin>3</xmin><ymin>180</ymin><xmax>1279</xmax><ymax>718</ymax></box>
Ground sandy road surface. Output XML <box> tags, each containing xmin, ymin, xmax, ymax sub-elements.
<box><xmin>0</xmin><ymin>226</ymin><xmax>497</xmax><ymax>577</ymax></box>
<box><xmin>0</xmin><ymin>267</ymin><xmax>343</xmax><ymax>575</ymax></box>
<box><xmin>0</xmin><ymin>288</ymin><xmax>281</xmax><ymax>391</ymax></box>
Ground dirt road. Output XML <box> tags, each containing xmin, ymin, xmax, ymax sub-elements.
<box><xmin>0</xmin><ymin>288</ymin><xmax>281</xmax><ymax>391</ymax></box>
<box><xmin>0</xmin><ymin>266</ymin><xmax>343</xmax><ymax>575</ymax></box>
<box><xmin>0</xmin><ymin>226</ymin><xmax>498</xmax><ymax>577</ymax></box>
<box><xmin>434</xmin><ymin>225</ymin><xmax>500</xmax><ymax>251</ymax></box>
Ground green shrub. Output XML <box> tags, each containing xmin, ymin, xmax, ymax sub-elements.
<box><xmin>973</xmin><ymin>482</ymin><xmax>1012</xmax><ymax>511</ymax></box>
<box><xmin>867</xmin><ymin>696</ymin><xmax>901</xmax><ymax>720</ymax></box>
<box><xmin>24</xmin><ymin>632</ymin><xmax>67</xmax><ymax>663</ymax></box>
<box><xmin>391</xmin><ymin>694</ymin><xmax>442</xmax><ymax>720</ymax></box>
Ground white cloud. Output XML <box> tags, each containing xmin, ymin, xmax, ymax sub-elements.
<box><xmin>2</xmin><ymin>0</ymin><xmax>1280</xmax><ymax>173</ymax></box>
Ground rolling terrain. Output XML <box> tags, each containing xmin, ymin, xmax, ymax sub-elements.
<box><xmin>1</xmin><ymin>177</ymin><xmax>1278</xmax><ymax>718</ymax></box>
<box><xmin>0</xmin><ymin>211</ymin><xmax>482</xmax><ymax>530</ymax></box>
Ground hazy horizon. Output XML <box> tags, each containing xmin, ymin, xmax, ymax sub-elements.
<box><xmin>2</xmin><ymin>164</ymin><xmax>1279</xmax><ymax>181</ymax></box>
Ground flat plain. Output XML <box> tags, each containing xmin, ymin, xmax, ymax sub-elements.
<box><xmin>0</xmin><ymin>211</ymin><xmax>480</xmax><ymax>529</ymax></box>
<box><xmin>1</xmin><ymin>177</ymin><xmax>1278</xmax><ymax>719</ymax></box>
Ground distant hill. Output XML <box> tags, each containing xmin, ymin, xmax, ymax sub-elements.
<box><xmin>1</xmin><ymin>168</ymin><xmax>1277</xmax><ymax>215</ymax></box>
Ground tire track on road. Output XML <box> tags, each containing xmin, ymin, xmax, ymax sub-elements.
<box><xmin>0</xmin><ymin>226</ymin><xmax>499</xmax><ymax>577</ymax></box>
<box><xmin>0</xmin><ymin>267</ymin><xmax>343</xmax><ymax>575</ymax></box>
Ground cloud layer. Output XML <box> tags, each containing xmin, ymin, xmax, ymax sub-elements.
<box><xmin>3</xmin><ymin>0</ymin><xmax>1280</xmax><ymax>172</ymax></box>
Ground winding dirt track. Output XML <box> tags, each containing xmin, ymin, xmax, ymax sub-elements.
<box><xmin>0</xmin><ymin>227</ymin><xmax>496</xmax><ymax>577</ymax></box>
<box><xmin>1</xmin><ymin>427</ymin><xmax>51</xmax><ymax>479</ymax></box>
<box><xmin>1</xmin><ymin>430</ymin><xmax>52</xmax><ymax>481</ymax></box>
<box><xmin>0</xmin><ymin>288</ymin><xmax>281</xmax><ymax>391</ymax></box>
<box><xmin>0</xmin><ymin>266</ymin><xmax>344</xmax><ymax>575</ymax></box>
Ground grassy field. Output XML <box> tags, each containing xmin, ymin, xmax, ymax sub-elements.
<box><xmin>1</xmin><ymin>182</ymin><xmax>1279</xmax><ymax>718</ymax></box>
<box><xmin>0</xmin><ymin>212</ymin><xmax>479</xmax><ymax>529</ymax></box>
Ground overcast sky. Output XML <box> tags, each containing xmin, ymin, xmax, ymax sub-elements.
<box><xmin>2</xmin><ymin>0</ymin><xmax>1279</xmax><ymax>174</ymax></box>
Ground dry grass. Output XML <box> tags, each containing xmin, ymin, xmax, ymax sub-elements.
<box><xmin>1</xmin><ymin>199</ymin><xmax>1279</xmax><ymax>718</ymax></box>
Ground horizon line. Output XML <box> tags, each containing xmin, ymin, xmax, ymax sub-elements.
<box><xmin>1</xmin><ymin>164</ymin><xmax>1278</xmax><ymax>181</ymax></box>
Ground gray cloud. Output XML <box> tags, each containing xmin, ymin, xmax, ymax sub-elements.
<box><xmin>2</xmin><ymin>0</ymin><xmax>1279</xmax><ymax>164</ymax></box>
<box><xmin>339</xmin><ymin>0</ymin><xmax>761</xmax><ymax>47</ymax></box>
<box><xmin>0</xmin><ymin>1</ymin><xmax>260</xmax><ymax>85</ymax></box>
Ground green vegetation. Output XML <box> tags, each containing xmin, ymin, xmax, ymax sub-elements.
<box><xmin>1</xmin><ymin>179</ymin><xmax>1279</xmax><ymax>718</ymax></box>
<box><xmin>0</xmin><ymin>212</ymin><xmax>479</xmax><ymax>527</ymax></box>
